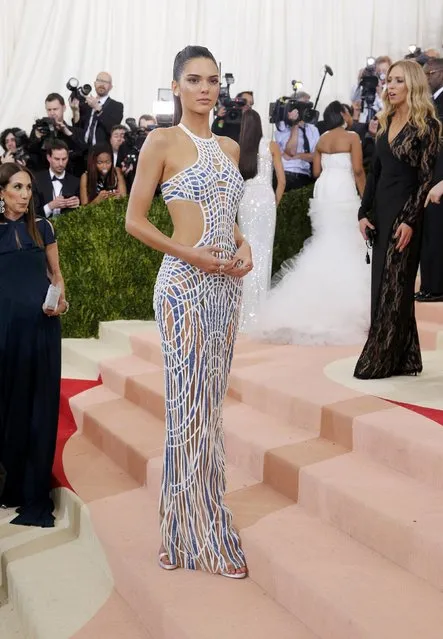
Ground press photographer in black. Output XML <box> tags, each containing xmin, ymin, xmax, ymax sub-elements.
<box><xmin>119</xmin><ymin>118</ymin><xmax>155</xmax><ymax>192</ymax></box>
<box><xmin>211</xmin><ymin>91</ymin><xmax>254</xmax><ymax>142</ymax></box>
<box><xmin>27</xmin><ymin>93</ymin><xmax>87</xmax><ymax>176</ymax></box>
<box><xmin>72</xmin><ymin>72</ymin><xmax>124</xmax><ymax>146</ymax></box>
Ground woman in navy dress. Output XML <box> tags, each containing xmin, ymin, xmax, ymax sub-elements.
<box><xmin>0</xmin><ymin>163</ymin><xmax>68</xmax><ymax>526</ymax></box>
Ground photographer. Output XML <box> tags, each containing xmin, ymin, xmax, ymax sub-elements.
<box><xmin>72</xmin><ymin>72</ymin><xmax>123</xmax><ymax>146</ymax></box>
<box><xmin>110</xmin><ymin>124</ymin><xmax>128</xmax><ymax>167</ymax></box>
<box><xmin>274</xmin><ymin>91</ymin><xmax>320</xmax><ymax>191</ymax></box>
<box><xmin>350</xmin><ymin>55</ymin><xmax>392</xmax><ymax>123</ymax></box>
<box><xmin>0</xmin><ymin>128</ymin><xmax>29</xmax><ymax>166</ymax></box>
<box><xmin>211</xmin><ymin>91</ymin><xmax>253</xmax><ymax>142</ymax></box>
<box><xmin>119</xmin><ymin>119</ymin><xmax>153</xmax><ymax>192</ymax></box>
<box><xmin>27</xmin><ymin>93</ymin><xmax>87</xmax><ymax>176</ymax></box>
<box><xmin>138</xmin><ymin>114</ymin><xmax>157</xmax><ymax>130</ymax></box>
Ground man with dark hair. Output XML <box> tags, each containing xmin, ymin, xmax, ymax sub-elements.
<box><xmin>28</xmin><ymin>92</ymin><xmax>87</xmax><ymax>175</ymax></box>
<box><xmin>138</xmin><ymin>114</ymin><xmax>157</xmax><ymax>129</ymax></box>
<box><xmin>33</xmin><ymin>139</ymin><xmax>80</xmax><ymax>218</ymax></box>
<box><xmin>417</xmin><ymin>58</ymin><xmax>443</xmax><ymax>301</ymax></box>
<box><xmin>72</xmin><ymin>71</ymin><xmax>123</xmax><ymax>146</ymax></box>
<box><xmin>211</xmin><ymin>90</ymin><xmax>253</xmax><ymax>142</ymax></box>
<box><xmin>110</xmin><ymin>124</ymin><xmax>127</xmax><ymax>167</ymax></box>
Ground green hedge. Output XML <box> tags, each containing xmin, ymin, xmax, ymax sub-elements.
<box><xmin>54</xmin><ymin>186</ymin><xmax>313</xmax><ymax>338</ymax></box>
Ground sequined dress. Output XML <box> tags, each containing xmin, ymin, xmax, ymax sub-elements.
<box><xmin>155</xmin><ymin>123</ymin><xmax>245</xmax><ymax>572</ymax></box>
<box><xmin>237</xmin><ymin>138</ymin><xmax>276</xmax><ymax>331</ymax></box>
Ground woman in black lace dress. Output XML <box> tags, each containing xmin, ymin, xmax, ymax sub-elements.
<box><xmin>355</xmin><ymin>60</ymin><xmax>441</xmax><ymax>379</ymax></box>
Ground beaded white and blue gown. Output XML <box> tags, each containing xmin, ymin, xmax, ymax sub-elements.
<box><xmin>155</xmin><ymin>122</ymin><xmax>245</xmax><ymax>572</ymax></box>
<box><xmin>237</xmin><ymin>138</ymin><xmax>276</xmax><ymax>331</ymax></box>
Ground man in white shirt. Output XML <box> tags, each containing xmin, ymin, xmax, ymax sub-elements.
<box><xmin>72</xmin><ymin>72</ymin><xmax>124</xmax><ymax>146</ymax></box>
<box><xmin>33</xmin><ymin>141</ymin><xmax>80</xmax><ymax>218</ymax></box>
<box><xmin>274</xmin><ymin>92</ymin><xmax>320</xmax><ymax>191</ymax></box>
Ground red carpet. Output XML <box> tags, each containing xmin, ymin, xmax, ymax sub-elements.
<box><xmin>52</xmin><ymin>378</ymin><xmax>102</xmax><ymax>491</ymax></box>
<box><xmin>389</xmin><ymin>400</ymin><xmax>443</xmax><ymax>427</ymax></box>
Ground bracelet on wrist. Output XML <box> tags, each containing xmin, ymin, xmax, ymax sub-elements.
<box><xmin>59</xmin><ymin>300</ymin><xmax>70</xmax><ymax>315</ymax></box>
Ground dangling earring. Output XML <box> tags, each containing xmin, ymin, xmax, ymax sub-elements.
<box><xmin>0</xmin><ymin>199</ymin><xmax>5</xmax><ymax>216</ymax></box>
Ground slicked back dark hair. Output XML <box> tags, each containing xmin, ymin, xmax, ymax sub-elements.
<box><xmin>172</xmin><ymin>46</ymin><xmax>218</xmax><ymax>125</ymax></box>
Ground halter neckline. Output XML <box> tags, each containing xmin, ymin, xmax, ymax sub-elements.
<box><xmin>178</xmin><ymin>122</ymin><xmax>214</xmax><ymax>141</ymax></box>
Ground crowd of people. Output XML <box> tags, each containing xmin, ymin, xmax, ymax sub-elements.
<box><xmin>0</xmin><ymin>73</ymin><xmax>158</xmax><ymax>218</ymax></box>
<box><xmin>1</xmin><ymin>43</ymin><xmax>443</xmax><ymax>595</ymax></box>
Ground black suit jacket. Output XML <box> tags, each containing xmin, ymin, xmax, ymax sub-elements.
<box><xmin>33</xmin><ymin>170</ymin><xmax>80</xmax><ymax>218</ymax></box>
<box><xmin>27</xmin><ymin>123</ymin><xmax>88</xmax><ymax>177</ymax></box>
<box><xmin>432</xmin><ymin>91</ymin><xmax>443</xmax><ymax>184</ymax></box>
<box><xmin>79</xmin><ymin>97</ymin><xmax>124</xmax><ymax>144</ymax></box>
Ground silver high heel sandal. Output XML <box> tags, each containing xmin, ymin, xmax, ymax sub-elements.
<box><xmin>158</xmin><ymin>552</ymin><xmax>178</xmax><ymax>571</ymax></box>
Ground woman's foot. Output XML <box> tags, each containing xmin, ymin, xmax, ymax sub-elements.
<box><xmin>221</xmin><ymin>565</ymin><xmax>248</xmax><ymax>579</ymax></box>
<box><xmin>158</xmin><ymin>546</ymin><xmax>178</xmax><ymax>571</ymax></box>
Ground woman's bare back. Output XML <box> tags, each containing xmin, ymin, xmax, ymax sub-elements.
<box><xmin>317</xmin><ymin>128</ymin><xmax>356</xmax><ymax>155</ymax></box>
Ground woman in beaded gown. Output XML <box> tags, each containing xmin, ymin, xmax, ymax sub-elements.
<box><xmin>126</xmin><ymin>46</ymin><xmax>252</xmax><ymax>578</ymax></box>
<box><xmin>355</xmin><ymin>60</ymin><xmax>441</xmax><ymax>379</ymax></box>
<box><xmin>237</xmin><ymin>109</ymin><xmax>285</xmax><ymax>331</ymax></box>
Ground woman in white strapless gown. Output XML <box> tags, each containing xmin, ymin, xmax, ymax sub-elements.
<box><xmin>256</xmin><ymin>101</ymin><xmax>371</xmax><ymax>345</ymax></box>
<box><xmin>237</xmin><ymin>109</ymin><xmax>285</xmax><ymax>332</ymax></box>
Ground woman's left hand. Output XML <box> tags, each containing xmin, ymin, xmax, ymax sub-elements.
<box><xmin>43</xmin><ymin>299</ymin><xmax>68</xmax><ymax>317</ymax></box>
<box><xmin>394</xmin><ymin>223</ymin><xmax>413</xmax><ymax>252</ymax></box>
<box><xmin>224</xmin><ymin>242</ymin><xmax>253</xmax><ymax>278</ymax></box>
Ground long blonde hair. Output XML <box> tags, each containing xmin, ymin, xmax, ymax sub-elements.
<box><xmin>377</xmin><ymin>59</ymin><xmax>441</xmax><ymax>138</ymax></box>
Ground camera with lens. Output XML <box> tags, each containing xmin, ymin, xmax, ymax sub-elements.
<box><xmin>359</xmin><ymin>60</ymin><xmax>379</xmax><ymax>108</ymax></box>
<box><xmin>122</xmin><ymin>118</ymin><xmax>151</xmax><ymax>168</ymax></box>
<box><xmin>220</xmin><ymin>96</ymin><xmax>246</xmax><ymax>124</ymax></box>
<box><xmin>66</xmin><ymin>77</ymin><xmax>92</xmax><ymax>103</ymax></box>
<box><xmin>35</xmin><ymin>116</ymin><xmax>57</xmax><ymax>138</ymax></box>
<box><xmin>269</xmin><ymin>97</ymin><xmax>318</xmax><ymax>130</ymax></box>
<box><xmin>404</xmin><ymin>45</ymin><xmax>429</xmax><ymax>66</ymax></box>
<box><xmin>11</xmin><ymin>129</ymin><xmax>30</xmax><ymax>164</ymax></box>
<box><xmin>269</xmin><ymin>79</ymin><xmax>318</xmax><ymax>129</ymax></box>
<box><xmin>216</xmin><ymin>73</ymin><xmax>246</xmax><ymax>126</ymax></box>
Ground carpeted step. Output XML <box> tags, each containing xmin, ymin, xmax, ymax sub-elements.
<box><xmin>415</xmin><ymin>301</ymin><xmax>443</xmax><ymax>325</ymax></box>
<box><xmin>299</xmin><ymin>450</ymin><xmax>443</xmax><ymax>590</ymax></box>
<box><xmin>242</xmin><ymin>502</ymin><xmax>443</xmax><ymax>639</ymax></box>
<box><xmin>83</xmin><ymin>487</ymin><xmax>318</xmax><ymax>639</ymax></box>
<box><xmin>353</xmin><ymin>404</ymin><xmax>443</xmax><ymax>488</ymax></box>
<box><xmin>417</xmin><ymin>319</ymin><xmax>443</xmax><ymax>349</ymax></box>
<box><xmin>98</xmin><ymin>320</ymin><xmax>156</xmax><ymax>351</ymax></box>
<box><xmin>63</xmin><ymin>338</ymin><xmax>129</xmax><ymax>380</ymax></box>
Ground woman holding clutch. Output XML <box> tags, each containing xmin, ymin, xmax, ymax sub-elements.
<box><xmin>0</xmin><ymin>162</ymin><xmax>68</xmax><ymax>526</ymax></box>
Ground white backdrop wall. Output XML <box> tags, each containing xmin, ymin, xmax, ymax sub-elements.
<box><xmin>0</xmin><ymin>0</ymin><xmax>442</xmax><ymax>135</ymax></box>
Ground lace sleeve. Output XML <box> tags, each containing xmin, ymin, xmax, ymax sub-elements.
<box><xmin>401</xmin><ymin>119</ymin><xmax>440</xmax><ymax>228</ymax></box>
<box><xmin>358</xmin><ymin>145</ymin><xmax>381</xmax><ymax>220</ymax></box>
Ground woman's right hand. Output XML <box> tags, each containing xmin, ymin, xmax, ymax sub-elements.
<box><xmin>359</xmin><ymin>217</ymin><xmax>375</xmax><ymax>241</ymax></box>
<box><xmin>184</xmin><ymin>246</ymin><xmax>232</xmax><ymax>274</ymax></box>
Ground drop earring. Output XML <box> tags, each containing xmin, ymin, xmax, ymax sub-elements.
<box><xmin>0</xmin><ymin>199</ymin><xmax>5</xmax><ymax>216</ymax></box>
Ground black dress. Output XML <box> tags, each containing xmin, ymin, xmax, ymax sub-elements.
<box><xmin>354</xmin><ymin>118</ymin><xmax>440</xmax><ymax>379</ymax></box>
<box><xmin>0</xmin><ymin>215</ymin><xmax>61</xmax><ymax>526</ymax></box>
